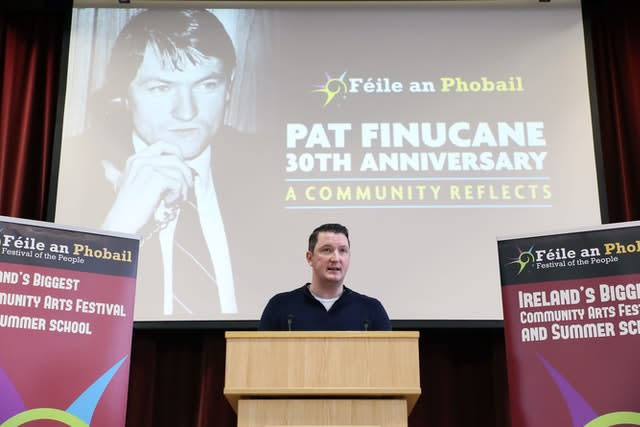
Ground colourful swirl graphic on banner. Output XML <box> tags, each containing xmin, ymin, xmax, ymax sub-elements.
<box><xmin>0</xmin><ymin>356</ymin><xmax>127</xmax><ymax>427</ymax></box>
<box><xmin>538</xmin><ymin>354</ymin><xmax>640</xmax><ymax>426</ymax></box>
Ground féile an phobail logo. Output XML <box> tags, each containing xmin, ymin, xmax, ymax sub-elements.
<box><xmin>506</xmin><ymin>246</ymin><xmax>536</xmax><ymax>275</ymax></box>
<box><xmin>312</xmin><ymin>72</ymin><xmax>348</xmax><ymax>107</ymax></box>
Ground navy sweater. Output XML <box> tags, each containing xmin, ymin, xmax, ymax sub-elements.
<box><xmin>258</xmin><ymin>284</ymin><xmax>391</xmax><ymax>331</ymax></box>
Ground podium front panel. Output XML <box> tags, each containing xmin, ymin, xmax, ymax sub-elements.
<box><xmin>237</xmin><ymin>399</ymin><xmax>407</xmax><ymax>427</ymax></box>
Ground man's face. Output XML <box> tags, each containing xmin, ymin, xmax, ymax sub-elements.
<box><xmin>127</xmin><ymin>44</ymin><xmax>230</xmax><ymax>159</ymax></box>
<box><xmin>306</xmin><ymin>231</ymin><xmax>351</xmax><ymax>286</ymax></box>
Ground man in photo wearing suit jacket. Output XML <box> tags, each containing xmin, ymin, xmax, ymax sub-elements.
<box><xmin>67</xmin><ymin>9</ymin><xmax>242</xmax><ymax>319</ymax></box>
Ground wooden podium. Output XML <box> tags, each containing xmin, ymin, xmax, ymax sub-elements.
<box><xmin>224</xmin><ymin>331</ymin><xmax>421</xmax><ymax>427</ymax></box>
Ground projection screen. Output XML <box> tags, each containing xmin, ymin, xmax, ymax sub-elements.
<box><xmin>52</xmin><ymin>0</ymin><xmax>603</xmax><ymax>323</ymax></box>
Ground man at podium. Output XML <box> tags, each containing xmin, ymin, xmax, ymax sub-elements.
<box><xmin>258</xmin><ymin>223</ymin><xmax>391</xmax><ymax>331</ymax></box>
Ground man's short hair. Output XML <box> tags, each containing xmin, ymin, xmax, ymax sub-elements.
<box><xmin>107</xmin><ymin>9</ymin><xmax>235</xmax><ymax>97</ymax></box>
<box><xmin>308</xmin><ymin>223</ymin><xmax>350</xmax><ymax>252</ymax></box>
<box><xmin>90</xmin><ymin>9</ymin><xmax>236</xmax><ymax>130</ymax></box>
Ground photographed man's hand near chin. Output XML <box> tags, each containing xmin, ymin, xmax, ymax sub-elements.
<box><xmin>101</xmin><ymin>141</ymin><xmax>195</xmax><ymax>234</ymax></box>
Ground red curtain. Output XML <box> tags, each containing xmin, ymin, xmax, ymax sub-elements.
<box><xmin>587</xmin><ymin>0</ymin><xmax>640</xmax><ymax>222</ymax></box>
<box><xmin>126</xmin><ymin>329</ymin><xmax>237</xmax><ymax>426</ymax></box>
<box><xmin>1</xmin><ymin>1</ymin><xmax>639</xmax><ymax>426</ymax></box>
<box><xmin>0</xmin><ymin>6</ymin><xmax>66</xmax><ymax>220</ymax></box>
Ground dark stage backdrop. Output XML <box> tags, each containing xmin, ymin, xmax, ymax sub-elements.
<box><xmin>1</xmin><ymin>0</ymin><xmax>640</xmax><ymax>426</ymax></box>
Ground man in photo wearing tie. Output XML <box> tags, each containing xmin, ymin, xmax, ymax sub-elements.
<box><xmin>64</xmin><ymin>9</ymin><xmax>244</xmax><ymax>319</ymax></box>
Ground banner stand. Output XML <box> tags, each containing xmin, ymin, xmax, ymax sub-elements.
<box><xmin>0</xmin><ymin>216</ymin><xmax>139</xmax><ymax>427</ymax></box>
<box><xmin>498</xmin><ymin>221</ymin><xmax>640</xmax><ymax>426</ymax></box>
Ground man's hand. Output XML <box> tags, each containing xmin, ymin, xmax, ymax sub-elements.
<box><xmin>101</xmin><ymin>141</ymin><xmax>195</xmax><ymax>234</ymax></box>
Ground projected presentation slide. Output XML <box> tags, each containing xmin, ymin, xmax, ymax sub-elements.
<box><xmin>53</xmin><ymin>1</ymin><xmax>602</xmax><ymax>322</ymax></box>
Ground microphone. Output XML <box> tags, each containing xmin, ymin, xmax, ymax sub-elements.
<box><xmin>287</xmin><ymin>314</ymin><xmax>294</xmax><ymax>331</ymax></box>
<box><xmin>363</xmin><ymin>319</ymin><xmax>369</xmax><ymax>331</ymax></box>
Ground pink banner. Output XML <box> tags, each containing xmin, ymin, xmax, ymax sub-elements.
<box><xmin>0</xmin><ymin>216</ymin><xmax>139</xmax><ymax>427</ymax></box>
<box><xmin>498</xmin><ymin>222</ymin><xmax>640</xmax><ymax>427</ymax></box>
